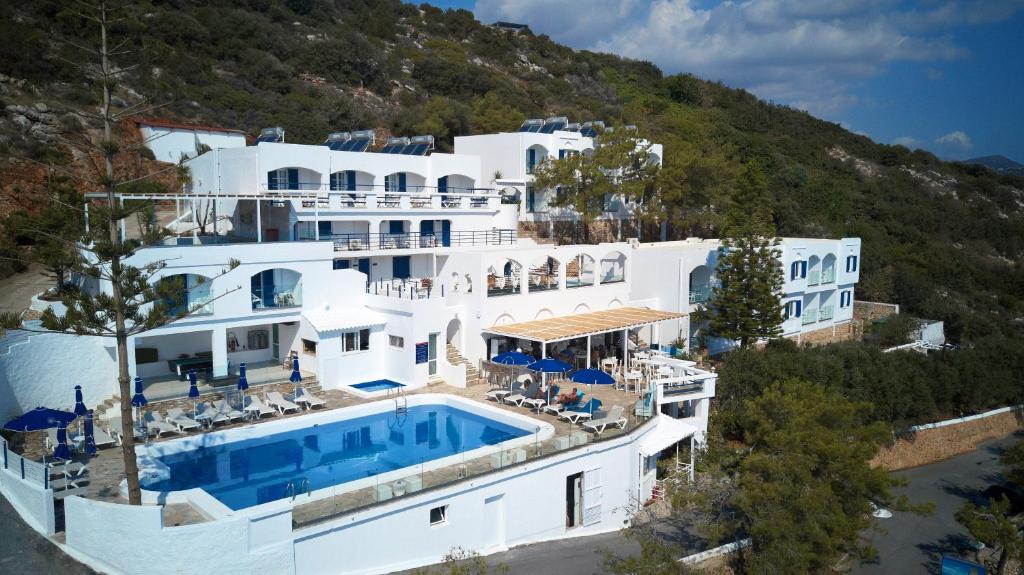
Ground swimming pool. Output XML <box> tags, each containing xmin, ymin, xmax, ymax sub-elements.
<box><xmin>351</xmin><ymin>379</ymin><xmax>404</xmax><ymax>393</ymax></box>
<box><xmin>140</xmin><ymin>400</ymin><xmax>536</xmax><ymax>511</ymax></box>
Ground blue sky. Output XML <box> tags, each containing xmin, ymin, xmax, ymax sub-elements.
<box><xmin>425</xmin><ymin>0</ymin><xmax>1024</xmax><ymax>162</ymax></box>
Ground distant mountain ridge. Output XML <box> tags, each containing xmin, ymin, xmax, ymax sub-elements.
<box><xmin>965</xmin><ymin>155</ymin><xmax>1024</xmax><ymax>176</ymax></box>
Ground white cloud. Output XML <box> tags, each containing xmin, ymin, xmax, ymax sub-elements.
<box><xmin>893</xmin><ymin>136</ymin><xmax>918</xmax><ymax>148</ymax></box>
<box><xmin>936</xmin><ymin>130</ymin><xmax>972</xmax><ymax>149</ymax></box>
<box><xmin>473</xmin><ymin>0</ymin><xmax>1023</xmax><ymax>118</ymax></box>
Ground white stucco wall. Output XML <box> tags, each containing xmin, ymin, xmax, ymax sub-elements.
<box><xmin>139</xmin><ymin>125</ymin><xmax>247</xmax><ymax>164</ymax></box>
<box><xmin>0</xmin><ymin>329</ymin><xmax>117</xmax><ymax>422</ymax></box>
<box><xmin>0</xmin><ymin>455</ymin><xmax>55</xmax><ymax>535</ymax></box>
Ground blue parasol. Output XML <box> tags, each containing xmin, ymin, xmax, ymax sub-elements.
<box><xmin>491</xmin><ymin>352</ymin><xmax>534</xmax><ymax>366</ymax></box>
<box><xmin>52</xmin><ymin>421</ymin><xmax>71</xmax><ymax>460</ymax></box>
<box><xmin>83</xmin><ymin>411</ymin><xmax>97</xmax><ymax>456</ymax></box>
<box><xmin>131</xmin><ymin>377</ymin><xmax>148</xmax><ymax>408</ymax></box>
<box><xmin>570</xmin><ymin>369</ymin><xmax>615</xmax><ymax>385</ymax></box>
<box><xmin>73</xmin><ymin>385</ymin><xmax>88</xmax><ymax>417</ymax></box>
<box><xmin>289</xmin><ymin>356</ymin><xmax>302</xmax><ymax>394</ymax></box>
<box><xmin>237</xmin><ymin>362</ymin><xmax>249</xmax><ymax>391</ymax></box>
<box><xmin>3</xmin><ymin>407</ymin><xmax>77</xmax><ymax>432</ymax></box>
<box><xmin>527</xmin><ymin>358</ymin><xmax>572</xmax><ymax>373</ymax></box>
<box><xmin>188</xmin><ymin>369</ymin><xmax>200</xmax><ymax>417</ymax></box>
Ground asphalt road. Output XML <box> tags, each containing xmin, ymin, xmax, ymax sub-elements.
<box><xmin>854</xmin><ymin>430</ymin><xmax>1023</xmax><ymax>574</ymax></box>
<box><xmin>0</xmin><ymin>496</ymin><xmax>93</xmax><ymax>575</ymax></box>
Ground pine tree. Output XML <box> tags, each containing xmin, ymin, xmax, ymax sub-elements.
<box><xmin>701</xmin><ymin>162</ymin><xmax>784</xmax><ymax>348</ymax></box>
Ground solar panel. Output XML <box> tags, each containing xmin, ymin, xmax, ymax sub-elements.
<box><xmin>380</xmin><ymin>143</ymin><xmax>404</xmax><ymax>153</ymax></box>
<box><xmin>579</xmin><ymin>127</ymin><xmax>597</xmax><ymax>138</ymax></box>
<box><xmin>324</xmin><ymin>132</ymin><xmax>351</xmax><ymax>150</ymax></box>
<box><xmin>539</xmin><ymin>116</ymin><xmax>568</xmax><ymax>134</ymax></box>
<box><xmin>401</xmin><ymin>143</ymin><xmax>429</xmax><ymax>156</ymax></box>
<box><xmin>519</xmin><ymin>119</ymin><xmax>544</xmax><ymax>133</ymax></box>
<box><xmin>254</xmin><ymin>127</ymin><xmax>284</xmax><ymax>145</ymax></box>
<box><xmin>345</xmin><ymin>139</ymin><xmax>370</xmax><ymax>152</ymax></box>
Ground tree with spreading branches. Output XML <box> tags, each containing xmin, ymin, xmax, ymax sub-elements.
<box><xmin>530</xmin><ymin>126</ymin><xmax>660</xmax><ymax>241</ymax></box>
<box><xmin>0</xmin><ymin>1</ymin><xmax>238</xmax><ymax>505</ymax></box>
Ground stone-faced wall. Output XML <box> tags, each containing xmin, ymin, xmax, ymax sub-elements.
<box><xmin>854</xmin><ymin>300</ymin><xmax>899</xmax><ymax>323</ymax></box>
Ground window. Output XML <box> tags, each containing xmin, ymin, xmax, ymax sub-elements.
<box><xmin>429</xmin><ymin>505</ymin><xmax>448</xmax><ymax>526</ymax></box>
<box><xmin>330</xmin><ymin>171</ymin><xmax>356</xmax><ymax>191</ymax></box>
<box><xmin>332</xmin><ymin>259</ymin><xmax>350</xmax><ymax>270</ymax></box>
<box><xmin>342</xmin><ymin>329</ymin><xmax>371</xmax><ymax>353</ymax></box>
<box><xmin>846</xmin><ymin>255</ymin><xmax>859</xmax><ymax>273</ymax></box>
<box><xmin>385</xmin><ymin>173</ymin><xmax>406</xmax><ymax>192</ymax></box>
<box><xmin>784</xmin><ymin>300</ymin><xmax>802</xmax><ymax>319</ymax></box>
<box><xmin>840</xmin><ymin>291</ymin><xmax>852</xmax><ymax>308</ymax></box>
<box><xmin>302</xmin><ymin>338</ymin><xmax>317</xmax><ymax>355</ymax></box>
<box><xmin>790</xmin><ymin>260</ymin><xmax>807</xmax><ymax>280</ymax></box>
<box><xmin>268</xmin><ymin>168</ymin><xmax>298</xmax><ymax>191</ymax></box>
<box><xmin>247</xmin><ymin>330</ymin><xmax>269</xmax><ymax>350</ymax></box>
<box><xmin>389</xmin><ymin>335</ymin><xmax>405</xmax><ymax>348</ymax></box>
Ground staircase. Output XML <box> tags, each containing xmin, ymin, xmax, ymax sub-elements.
<box><xmin>446</xmin><ymin>343</ymin><xmax>483</xmax><ymax>386</ymax></box>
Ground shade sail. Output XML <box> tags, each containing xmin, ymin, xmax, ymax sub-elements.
<box><xmin>638</xmin><ymin>416</ymin><xmax>700</xmax><ymax>457</ymax></box>
<box><xmin>484</xmin><ymin>307</ymin><xmax>684</xmax><ymax>343</ymax></box>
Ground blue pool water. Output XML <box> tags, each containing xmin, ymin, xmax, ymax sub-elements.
<box><xmin>352</xmin><ymin>379</ymin><xmax>405</xmax><ymax>393</ymax></box>
<box><xmin>143</xmin><ymin>404</ymin><xmax>530</xmax><ymax>510</ymax></box>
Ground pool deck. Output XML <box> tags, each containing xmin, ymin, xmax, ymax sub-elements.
<box><xmin>49</xmin><ymin>379</ymin><xmax>650</xmax><ymax>527</ymax></box>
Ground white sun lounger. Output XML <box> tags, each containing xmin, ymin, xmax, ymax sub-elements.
<box><xmin>266</xmin><ymin>391</ymin><xmax>301</xmax><ymax>414</ymax></box>
<box><xmin>194</xmin><ymin>403</ymin><xmax>229</xmax><ymax>426</ymax></box>
<box><xmin>165</xmin><ymin>408</ymin><xmax>201</xmax><ymax>432</ymax></box>
<box><xmin>91</xmin><ymin>424</ymin><xmax>116</xmax><ymax>448</ymax></box>
<box><xmin>486</xmin><ymin>381</ymin><xmax>522</xmax><ymax>402</ymax></box>
<box><xmin>504</xmin><ymin>382</ymin><xmax>541</xmax><ymax>407</ymax></box>
<box><xmin>212</xmin><ymin>399</ymin><xmax>245</xmax><ymax>421</ymax></box>
<box><xmin>105</xmin><ymin>417</ymin><xmax>146</xmax><ymax>445</ymax></box>
<box><xmin>48</xmin><ymin>461</ymin><xmax>88</xmax><ymax>479</ymax></box>
<box><xmin>293</xmin><ymin>387</ymin><xmax>326</xmax><ymax>410</ymax></box>
<box><xmin>142</xmin><ymin>412</ymin><xmax>179</xmax><ymax>437</ymax></box>
<box><xmin>582</xmin><ymin>406</ymin><xmax>627</xmax><ymax>435</ymax></box>
<box><xmin>243</xmin><ymin>396</ymin><xmax>276</xmax><ymax>419</ymax></box>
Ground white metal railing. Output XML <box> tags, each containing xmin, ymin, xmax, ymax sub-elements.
<box><xmin>819</xmin><ymin>305</ymin><xmax>834</xmax><ymax>321</ymax></box>
<box><xmin>689</xmin><ymin>286</ymin><xmax>712</xmax><ymax>304</ymax></box>
<box><xmin>821</xmin><ymin>268</ymin><xmax>835</xmax><ymax>284</ymax></box>
<box><xmin>807</xmin><ymin>270</ymin><xmax>821</xmax><ymax>286</ymax></box>
<box><xmin>1</xmin><ymin>438</ymin><xmax>50</xmax><ymax>488</ymax></box>
<box><xmin>802</xmin><ymin>308</ymin><xmax>818</xmax><ymax>325</ymax></box>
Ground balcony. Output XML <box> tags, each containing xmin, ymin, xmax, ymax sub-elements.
<box><xmin>251</xmin><ymin>269</ymin><xmax>302</xmax><ymax>311</ymax></box>
<box><xmin>278</xmin><ymin>184</ymin><xmax>499</xmax><ymax>211</ymax></box>
<box><xmin>367</xmin><ymin>278</ymin><xmax>443</xmax><ymax>300</ymax></box>
<box><xmin>821</xmin><ymin>268</ymin><xmax>836</xmax><ymax>284</ymax></box>
<box><xmin>819</xmin><ymin>305</ymin><xmax>834</xmax><ymax>321</ymax></box>
<box><xmin>807</xmin><ymin>270</ymin><xmax>821</xmax><ymax>286</ymax></box>
<box><xmin>801</xmin><ymin>307</ymin><xmax>818</xmax><ymax>325</ymax></box>
<box><xmin>327</xmin><ymin>230</ymin><xmax>516</xmax><ymax>252</ymax></box>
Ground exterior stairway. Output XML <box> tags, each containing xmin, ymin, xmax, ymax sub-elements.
<box><xmin>446</xmin><ymin>343</ymin><xmax>483</xmax><ymax>386</ymax></box>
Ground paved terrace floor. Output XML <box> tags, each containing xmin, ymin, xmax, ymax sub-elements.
<box><xmin>57</xmin><ymin>379</ymin><xmax>652</xmax><ymax>527</ymax></box>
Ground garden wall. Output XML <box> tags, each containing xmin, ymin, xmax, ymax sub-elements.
<box><xmin>873</xmin><ymin>406</ymin><xmax>1023</xmax><ymax>470</ymax></box>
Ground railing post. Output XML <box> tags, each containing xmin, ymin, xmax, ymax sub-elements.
<box><xmin>2</xmin><ymin>439</ymin><xmax>6</xmax><ymax>469</ymax></box>
<box><xmin>20</xmin><ymin>456</ymin><xmax>25</xmax><ymax>480</ymax></box>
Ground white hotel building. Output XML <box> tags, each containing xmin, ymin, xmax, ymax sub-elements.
<box><xmin>0</xmin><ymin>120</ymin><xmax>860</xmax><ymax>575</ymax></box>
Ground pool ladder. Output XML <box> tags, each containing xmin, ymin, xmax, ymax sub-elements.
<box><xmin>394</xmin><ymin>389</ymin><xmax>407</xmax><ymax>416</ymax></box>
<box><xmin>285</xmin><ymin>478</ymin><xmax>312</xmax><ymax>501</ymax></box>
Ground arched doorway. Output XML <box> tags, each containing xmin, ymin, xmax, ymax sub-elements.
<box><xmin>446</xmin><ymin>317</ymin><xmax>462</xmax><ymax>355</ymax></box>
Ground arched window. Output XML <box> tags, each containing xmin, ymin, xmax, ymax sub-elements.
<box><xmin>807</xmin><ymin>255</ymin><xmax>821</xmax><ymax>285</ymax></box>
<box><xmin>488</xmin><ymin>259</ymin><xmax>522</xmax><ymax>297</ymax></box>
<box><xmin>822</xmin><ymin>254</ymin><xmax>837</xmax><ymax>284</ymax></box>
<box><xmin>251</xmin><ymin>268</ymin><xmax>302</xmax><ymax>310</ymax></box>
<box><xmin>157</xmin><ymin>273</ymin><xmax>213</xmax><ymax>316</ymax></box>
<box><xmin>528</xmin><ymin>255</ymin><xmax>560</xmax><ymax>292</ymax></box>
<box><xmin>267</xmin><ymin>167</ymin><xmax>321</xmax><ymax>191</ymax></box>
<box><xmin>688</xmin><ymin>265</ymin><xmax>713</xmax><ymax>304</ymax></box>
<box><xmin>526</xmin><ymin>144</ymin><xmax>548</xmax><ymax>174</ymax></box>
<box><xmin>599</xmin><ymin>251</ymin><xmax>627</xmax><ymax>284</ymax></box>
<box><xmin>566</xmin><ymin>254</ymin><xmax>595</xmax><ymax>288</ymax></box>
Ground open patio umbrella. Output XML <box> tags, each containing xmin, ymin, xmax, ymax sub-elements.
<box><xmin>3</xmin><ymin>407</ymin><xmax>77</xmax><ymax>467</ymax></box>
<box><xmin>491</xmin><ymin>351</ymin><xmax>535</xmax><ymax>393</ymax></box>
<box><xmin>571</xmin><ymin>368</ymin><xmax>616</xmax><ymax>415</ymax></box>
<box><xmin>83</xmin><ymin>411</ymin><xmax>97</xmax><ymax>456</ymax></box>
<box><xmin>131</xmin><ymin>377</ymin><xmax>147</xmax><ymax>436</ymax></box>
<box><xmin>52</xmin><ymin>421</ymin><xmax>71</xmax><ymax>460</ymax></box>
<box><xmin>528</xmin><ymin>358</ymin><xmax>572</xmax><ymax>405</ymax></box>
<box><xmin>237</xmin><ymin>362</ymin><xmax>249</xmax><ymax>411</ymax></box>
<box><xmin>289</xmin><ymin>356</ymin><xmax>302</xmax><ymax>395</ymax></box>
<box><xmin>187</xmin><ymin>369</ymin><xmax>200</xmax><ymax>417</ymax></box>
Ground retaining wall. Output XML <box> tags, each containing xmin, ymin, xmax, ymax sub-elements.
<box><xmin>873</xmin><ymin>406</ymin><xmax>1023</xmax><ymax>470</ymax></box>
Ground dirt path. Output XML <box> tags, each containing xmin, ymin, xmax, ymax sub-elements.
<box><xmin>0</xmin><ymin>264</ymin><xmax>52</xmax><ymax>316</ymax></box>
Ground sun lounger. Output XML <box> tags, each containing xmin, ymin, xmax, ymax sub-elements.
<box><xmin>91</xmin><ymin>425</ymin><xmax>116</xmax><ymax>448</ymax></box>
<box><xmin>486</xmin><ymin>381</ymin><xmax>522</xmax><ymax>402</ymax></box>
<box><xmin>48</xmin><ymin>461</ymin><xmax>88</xmax><ymax>478</ymax></box>
<box><xmin>504</xmin><ymin>381</ymin><xmax>541</xmax><ymax>407</ymax></box>
<box><xmin>544</xmin><ymin>394</ymin><xmax>583</xmax><ymax>415</ymax></box>
<box><xmin>194</xmin><ymin>403</ymin><xmax>229</xmax><ymax>426</ymax></box>
<box><xmin>243</xmin><ymin>395</ymin><xmax>276</xmax><ymax>419</ymax></box>
<box><xmin>266</xmin><ymin>391</ymin><xmax>301</xmax><ymax>414</ymax></box>
<box><xmin>142</xmin><ymin>412</ymin><xmax>179</xmax><ymax>437</ymax></box>
<box><xmin>293</xmin><ymin>387</ymin><xmax>327</xmax><ymax>409</ymax></box>
<box><xmin>49</xmin><ymin>475</ymin><xmax>86</xmax><ymax>492</ymax></box>
<box><xmin>105</xmin><ymin>417</ymin><xmax>146</xmax><ymax>445</ymax></box>
<box><xmin>165</xmin><ymin>408</ymin><xmax>201</xmax><ymax>432</ymax></box>
<box><xmin>212</xmin><ymin>399</ymin><xmax>245</xmax><ymax>421</ymax></box>
<box><xmin>524</xmin><ymin>385</ymin><xmax>559</xmax><ymax>411</ymax></box>
<box><xmin>561</xmin><ymin>398</ymin><xmax>602</xmax><ymax>424</ymax></box>
<box><xmin>582</xmin><ymin>405</ymin><xmax>627</xmax><ymax>435</ymax></box>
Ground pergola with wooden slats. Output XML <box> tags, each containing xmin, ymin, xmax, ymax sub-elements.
<box><xmin>483</xmin><ymin>307</ymin><xmax>685</xmax><ymax>344</ymax></box>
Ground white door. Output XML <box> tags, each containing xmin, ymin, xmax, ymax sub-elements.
<box><xmin>480</xmin><ymin>494</ymin><xmax>505</xmax><ymax>550</ymax></box>
<box><xmin>583</xmin><ymin>467</ymin><xmax>602</xmax><ymax>527</ymax></box>
<box><xmin>428</xmin><ymin>333</ymin><xmax>439</xmax><ymax>377</ymax></box>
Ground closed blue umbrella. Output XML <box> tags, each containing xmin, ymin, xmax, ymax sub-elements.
<box><xmin>289</xmin><ymin>356</ymin><xmax>301</xmax><ymax>394</ymax></box>
<box><xmin>53</xmin><ymin>421</ymin><xmax>71</xmax><ymax>460</ymax></box>
<box><xmin>491</xmin><ymin>352</ymin><xmax>534</xmax><ymax>366</ymax></box>
<box><xmin>83</xmin><ymin>411</ymin><xmax>97</xmax><ymax>456</ymax></box>
<box><xmin>73</xmin><ymin>385</ymin><xmax>88</xmax><ymax>417</ymax></box>
<box><xmin>131</xmin><ymin>377</ymin><xmax>147</xmax><ymax>438</ymax></box>
<box><xmin>188</xmin><ymin>369</ymin><xmax>200</xmax><ymax>418</ymax></box>
<box><xmin>237</xmin><ymin>362</ymin><xmax>249</xmax><ymax>391</ymax></box>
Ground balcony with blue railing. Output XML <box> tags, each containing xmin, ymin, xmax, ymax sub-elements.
<box><xmin>801</xmin><ymin>307</ymin><xmax>818</xmax><ymax>325</ymax></box>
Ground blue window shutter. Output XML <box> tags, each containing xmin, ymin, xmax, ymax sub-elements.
<box><xmin>389</xmin><ymin>221</ymin><xmax>403</xmax><ymax>234</ymax></box>
<box><xmin>398</xmin><ymin>172</ymin><xmax>407</xmax><ymax>192</ymax></box>
<box><xmin>795</xmin><ymin>301</ymin><xmax>802</xmax><ymax>317</ymax></box>
<box><xmin>559</xmin><ymin>149</ymin><xmax>566</xmax><ymax>159</ymax></box>
<box><xmin>438</xmin><ymin>176</ymin><xmax>448</xmax><ymax>193</ymax></box>
<box><xmin>346</xmin><ymin>171</ymin><xmax>356</xmax><ymax>191</ymax></box>
<box><xmin>394</xmin><ymin>256</ymin><xmax>411</xmax><ymax>280</ymax></box>
<box><xmin>287</xmin><ymin>168</ymin><xmax>299</xmax><ymax>189</ymax></box>
<box><xmin>268</xmin><ymin>170</ymin><xmax>278</xmax><ymax>191</ymax></box>
<box><xmin>791</xmin><ymin>262</ymin><xmax>798</xmax><ymax>280</ymax></box>
<box><xmin>801</xmin><ymin>261</ymin><xmax>807</xmax><ymax>278</ymax></box>
<box><xmin>332</xmin><ymin>260</ymin><xmax>350</xmax><ymax>270</ymax></box>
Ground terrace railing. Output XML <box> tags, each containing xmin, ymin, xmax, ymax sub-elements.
<box><xmin>819</xmin><ymin>305</ymin><xmax>834</xmax><ymax>321</ymax></box>
<box><xmin>689</xmin><ymin>286</ymin><xmax>713</xmax><ymax>304</ymax></box>
<box><xmin>366</xmin><ymin>279</ymin><xmax>444</xmax><ymax>300</ymax></box>
<box><xmin>802</xmin><ymin>307</ymin><xmax>818</xmax><ymax>325</ymax></box>
<box><xmin>821</xmin><ymin>267</ymin><xmax>836</xmax><ymax>284</ymax></box>
<box><xmin>260</xmin><ymin>183</ymin><xmax>502</xmax><ymax>211</ymax></box>
<box><xmin>1</xmin><ymin>437</ymin><xmax>50</xmax><ymax>489</ymax></box>
<box><xmin>807</xmin><ymin>270</ymin><xmax>821</xmax><ymax>286</ymax></box>
<box><xmin>326</xmin><ymin>229</ymin><xmax>516</xmax><ymax>252</ymax></box>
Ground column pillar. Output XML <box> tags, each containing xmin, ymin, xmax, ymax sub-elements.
<box><xmin>118</xmin><ymin>197</ymin><xmax>126</xmax><ymax>242</ymax></box>
<box><xmin>586</xmin><ymin>335</ymin><xmax>592</xmax><ymax>370</ymax></box>
<box><xmin>191</xmin><ymin>199</ymin><xmax>198</xmax><ymax>240</ymax></box>
<box><xmin>255</xmin><ymin>199</ymin><xmax>262</xmax><ymax>243</ymax></box>
<box><xmin>212</xmin><ymin>325</ymin><xmax>229</xmax><ymax>378</ymax></box>
<box><xmin>622</xmin><ymin>328</ymin><xmax>629</xmax><ymax>370</ymax></box>
<box><xmin>213</xmin><ymin>196</ymin><xmax>218</xmax><ymax>238</ymax></box>
<box><xmin>174</xmin><ymin>199</ymin><xmax>180</xmax><ymax>236</ymax></box>
<box><xmin>126</xmin><ymin>335</ymin><xmax>138</xmax><ymax>380</ymax></box>
<box><xmin>83</xmin><ymin>202</ymin><xmax>90</xmax><ymax>235</ymax></box>
<box><xmin>314</xmin><ymin>200</ymin><xmax>320</xmax><ymax>241</ymax></box>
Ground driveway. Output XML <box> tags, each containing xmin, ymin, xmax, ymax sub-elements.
<box><xmin>0</xmin><ymin>496</ymin><xmax>93</xmax><ymax>575</ymax></box>
<box><xmin>0</xmin><ymin>264</ymin><xmax>51</xmax><ymax>316</ymax></box>
<box><xmin>855</xmin><ymin>431</ymin><xmax>1022</xmax><ymax>574</ymax></box>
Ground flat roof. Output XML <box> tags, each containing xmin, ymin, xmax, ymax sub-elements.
<box><xmin>483</xmin><ymin>307</ymin><xmax>685</xmax><ymax>343</ymax></box>
<box><xmin>131</xmin><ymin>116</ymin><xmax>247</xmax><ymax>135</ymax></box>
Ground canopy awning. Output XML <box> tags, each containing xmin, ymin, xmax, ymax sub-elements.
<box><xmin>303</xmin><ymin>307</ymin><xmax>386</xmax><ymax>334</ymax></box>
<box><xmin>638</xmin><ymin>415</ymin><xmax>700</xmax><ymax>457</ymax></box>
<box><xmin>483</xmin><ymin>306</ymin><xmax>685</xmax><ymax>343</ymax></box>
